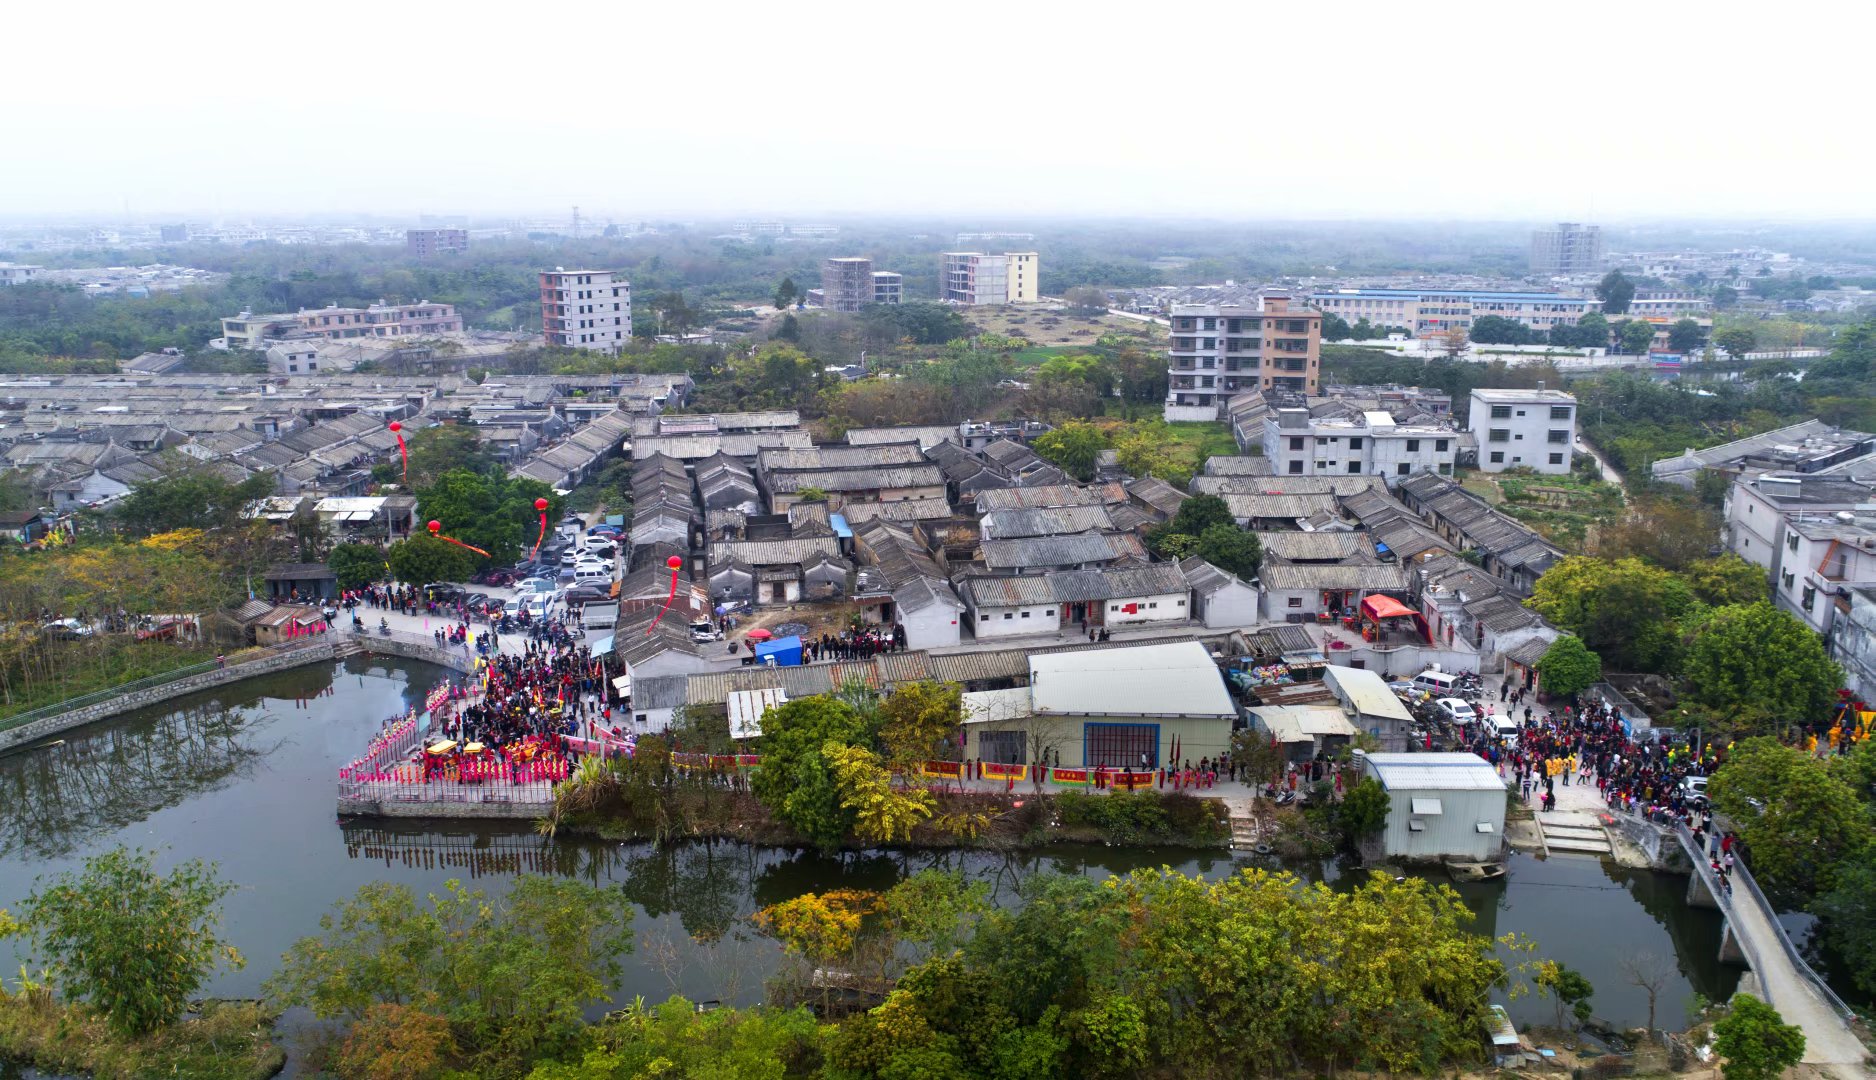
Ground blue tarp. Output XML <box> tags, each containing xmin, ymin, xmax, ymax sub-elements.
<box><xmin>753</xmin><ymin>635</ymin><xmax>804</xmax><ymax>666</ymax></box>
<box><xmin>605</xmin><ymin>514</ymin><xmax>625</xmax><ymax>527</ymax></box>
<box><xmin>590</xmin><ymin>634</ymin><xmax>615</xmax><ymax>656</ymax></box>
<box><xmin>829</xmin><ymin>513</ymin><xmax>853</xmax><ymax>539</ymax></box>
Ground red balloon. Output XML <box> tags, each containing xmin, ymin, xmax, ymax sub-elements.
<box><xmin>427</xmin><ymin>520</ymin><xmax>440</xmax><ymax>533</ymax></box>
<box><xmin>666</xmin><ymin>555</ymin><xmax>683</xmax><ymax>569</ymax></box>
<box><xmin>534</xmin><ymin>497</ymin><xmax>549</xmax><ymax>511</ymax></box>
<box><xmin>388</xmin><ymin>421</ymin><xmax>401</xmax><ymax>432</ymax></box>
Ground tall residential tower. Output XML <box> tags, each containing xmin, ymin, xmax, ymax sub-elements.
<box><xmin>540</xmin><ymin>268</ymin><xmax>631</xmax><ymax>352</ymax></box>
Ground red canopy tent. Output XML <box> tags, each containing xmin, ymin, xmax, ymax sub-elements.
<box><xmin>1358</xmin><ymin>594</ymin><xmax>1430</xmax><ymax>643</ymax></box>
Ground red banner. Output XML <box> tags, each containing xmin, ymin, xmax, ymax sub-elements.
<box><xmin>982</xmin><ymin>761</ymin><xmax>1027</xmax><ymax>781</ymax></box>
<box><xmin>1111</xmin><ymin>771</ymin><xmax>1153</xmax><ymax>790</ymax></box>
<box><xmin>1048</xmin><ymin>768</ymin><xmax>1090</xmax><ymax>786</ymax></box>
<box><xmin>920</xmin><ymin>760</ymin><xmax>963</xmax><ymax>779</ymax></box>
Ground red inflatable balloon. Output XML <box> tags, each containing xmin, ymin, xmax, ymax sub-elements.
<box><xmin>389</xmin><ymin>422</ymin><xmax>408</xmax><ymax>483</ymax></box>
<box><xmin>534</xmin><ymin>497</ymin><xmax>549</xmax><ymax>511</ymax></box>
<box><xmin>427</xmin><ymin>519</ymin><xmax>489</xmax><ymax>558</ymax></box>
<box><xmin>647</xmin><ymin>555</ymin><xmax>685</xmax><ymax>633</ymax></box>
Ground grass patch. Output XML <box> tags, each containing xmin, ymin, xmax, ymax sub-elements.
<box><xmin>1458</xmin><ymin>469</ymin><xmax>1625</xmax><ymax>553</ymax></box>
<box><xmin>0</xmin><ymin>991</ymin><xmax>284</xmax><ymax>1080</ymax></box>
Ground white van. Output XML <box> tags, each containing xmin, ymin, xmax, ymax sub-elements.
<box><xmin>1491</xmin><ymin>715</ymin><xmax>1521</xmax><ymax>745</ymax></box>
<box><xmin>1412</xmin><ymin>669</ymin><xmax>1460</xmax><ymax>695</ymax></box>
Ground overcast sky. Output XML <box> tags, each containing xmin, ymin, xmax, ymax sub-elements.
<box><xmin>5</xmin><ymin>0</ymin><xmax>1867</xmax><ymax>222</ymax></box>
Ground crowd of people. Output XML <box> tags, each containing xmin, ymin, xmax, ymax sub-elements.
<box><xmin>431</xmin><ymin>641</ymin><xmax>612</xmax><ymax>750</ymax></box>
<box><xmin>797</xmin><ymin>625</ymin><xmax>908</xmax><ymax>662</ymax></box>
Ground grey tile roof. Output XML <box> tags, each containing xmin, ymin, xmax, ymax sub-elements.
<box><xmin>980</xmin><ymin>504</ymin><xmax>1116</xmax><ymax>539</ymax></box>
<box><xmin>979</xmin><ymin>531</ymin><xmax>1145</xmax><ymax>570</ymax></box>
<box><xmin>706</xmin><ymin>536</ymin><xmax>841</xmax><ymax>567</ymax></box>
<box><xmin>975</xmin><ymin>483</ymin><xmax>1124</xmax><ymax>511</ymax></box>
<box><xmin>1257</xmin><ymin>562</ymin><xmax>1411</xmax><ymax>592</ymax></box>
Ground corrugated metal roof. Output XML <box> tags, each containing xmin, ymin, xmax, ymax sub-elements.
<box><xmin>962</xmin><ymin>687</ymin><xmax>1034</xmax><ymax>724</ymax></box>
<box><xmin>1030</xmin><ymin>641</ymin><xmax>1233</xmax><ymax>718</ymax></box>
<box><xmin>1365</xmin><ymin>752</ymin><xmax>1507</xmax><ymax>791</ymax></box>
<box><xmin>1324</xmin><ymin>665</ymin><xmax>1413</xmax><ymax>722</ymax></box>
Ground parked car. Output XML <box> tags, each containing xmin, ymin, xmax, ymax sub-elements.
<box><xmin>520</xmin><ymin>596</ymin><xmax>553</xmax><ymax>620</ymax></box>
<box><xmin>472</xmin><ymin>567</ymin><xmax>518</xmax><ymax>586</ymax></box>
<box><xmin>581</xmin><ymin>535</ymin><xmax>617</xmax><ymax>555</ymax></box>
<box><xmin>563</xmin><ymin>585</ymin><xmax>613</xmax><ymax>605</ymax></box>
<box><xmin>689</xmin><ymin>618</ymin><xmax>723</xmax><ymax>643</ymax></box>
<box><xmin>1435</xmin><ymin>698</ymin><xmax>1477</xmax><ymax>726</ymax></box>
<box><xmin>425</xmin><ymin>585</ymin><xmax>465</xmax><ymax>604</ymax></box>
<box><xmin>41</xmin><ymin>618</ymin><xmax>94</xmax><ymax>640</ymax></box>
<box><xmin>515</xmin><ymin>577</ymin><xmax>557</xmax><ymax>596</ymax></box>
<box><xmin>559</xmin><ymin>549</ymin><xmax>582</xmax><ymax>567</ymax></box>
<box><xmin>1678</xmin><ymin>775</ymin><xmax>1710</xmax><ymax>809</ymax></box>
<box><xmin>471</xmin><ymin>596</ymin><xmax>505</xmax><ymax>616</ymax></box>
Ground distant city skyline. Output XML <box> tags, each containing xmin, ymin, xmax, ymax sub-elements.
<box><xmin>4</xmin><ymin>2</ymin><xmax>1870</xmax><ymax>221</ymax></box>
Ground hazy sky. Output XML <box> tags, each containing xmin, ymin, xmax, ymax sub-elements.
<box><xmin>6</xmin><ymin>0</ymin><xmax>1868</xmax><ymax>221</ymax></box>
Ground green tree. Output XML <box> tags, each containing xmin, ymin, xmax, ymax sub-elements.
<box><xmin>416</xmin><ymin>469</ymin><xmax>556</xmax><ymax>567</ymax></box>
<box><xmin>1713</xmin><ymin>285</ymin><xmax>1740</xmax><ymax>309</ymax></box>
<box><xmin>328</xmin><ymin>542</ymin><xmax>386</xmax><ymax>590</ymax></box>
<box><xmin>1712</xmin><ymin>994</ymin><xmax>1804</xmax><ymax>1080</ymax></box>
<box><xmin>773</xmin><ymin>312</ymin><xmax>801</xmax><ymax>342</ymax></box>
<box><xmin>1707</xmin><ymin>737</ymin><xmax>1868</xmax><ymax>896</ymax></box>
<box><xmin>1165</xmin><ymin>492</ymin><xmax>1232</xmax><ymax>537</ymax></box>
<box><xmin>1032</xmin><ymin>421</ymin><xmax>1106</xmax><ymax>482</ymax></box>
<box><xmin>1335</xmin><ymin>777</ymin><xmax>1390</xmax><ymax>847</ymax></box>
<box><xmin>8</xmin><ymin>846</ymin><xmax>241</xmax><ymax>1037</ymax></box>
<box><xmin>1685</xmin><ymin>554</ymin><xmax>1767</xmax><ymax>606</ymax></box>
<box><xmin>1595</xmin><ymin>497</ymin><xmax>1720</xmax><ymax>572</ymax></box>
<box><xmin>1195</xmin><ymin>523</ymin><xmax>1261</xmax><ymax>581</ymax></box>
<box><xmin>1617</xmin><ymin>319</ymin><xmax>1658</xmax><ymax>355</ymax></box>
<box><xmin>1684</xmin><ymin>602</ymin><xmax>1841</xmax><ymax>721</ymax></box>
<box><xmin>526</xmin><ymin>998</ymin><xmax>822</xmax><ymax>1080</ymax></box>
<box><xmin>773</xmin><ymin>276</ymin><xmax>799</xmax><ymax>311</ymax></box>
<box><xmin>114</xmin><ymin>469</ymin><xmax>275</xmax><ymax>538</ymax></box>
<box><xmin>1667</xmin><ymin>318</ymin><xmax>1706</xmax><ymax>353</ymax></box>
<box><xmin>1320</xmin><ymin>313</ymin><xmax>1352</xmax><ymax>341</ymax></box>
<box><xmin>401</xmin><ymin>423</ymin><xmax>494</xmax><ymax>489</ymax></box>
<box><xmin>1715</xmin><ymin>327</ymin><xmax>1758</xmax><ymax>360</ymax></box>
<box><xmin>1469</xmin><ymin>315</ymin><xmax>1534</xmax><ymax>345</ymax></box>
<box><xmin>1575</xmin><ymin>312</ymin><xmax>1611</xmax><ymax>349</ymax></box>
<box><xmin>1063</xmin><ymin>286</ymin><xmax>1108</xmax><ymax>313</ymax></box>
<box><xmin>1814</xmin><ymin>848</ymin><xmax>1876</xmax><ymax>998</ymax></box>
<box><xmin>1535</xmin><ymin>636</ymin><xmax>1602</xmax><ymax>698</ymax></box>
<box><xmin>1533</xmin><ymin>960</ymin><xmax>1595</xmax><ymax>1030</ymax></box>
<box><xmin>750</xmin><ymin>695</ymin><xmax>876</xmax><ymax>849</ymax></box>
<box><xmin>1527</xmin><ymin>556</ymin><xmax>1697</xmax><ymax>673</ymax></box>
<box><xmin>268</xmin><ymin>876</ymin><xmax>635</xmax><ymax>1072</ymax></box>
<box><xmin>387</xmin><ymin>533</ymin><xmax>475</xmax><ymax>585</ymax></box>
<box><xmin>1596</xmin><ymin>270</ymin><xmax>1635</xmax><ymax>315</ymax></box>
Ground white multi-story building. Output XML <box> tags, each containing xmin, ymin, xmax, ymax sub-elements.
<box><xmin>1310</xmin><ymin>288</ymin><xmax>1591</xmax><ymax>338</ymax></box>
<box><xmin>0</xmin><ymin>263</ymin><xmax>45</xmax><ymax>286</ymax></box>
<box><xmin>1724</xmin><ymin>471</ymin><xmax>1876</xmax><ymax>636</ymax></box>
<box><xmin>1530</xmin><ymin>222</ymin><xmax>1605</xmax><ymax>277</ymax></box>
<box><xmin>1467</xmin><ymin>389</ymin><xmax>1576</xmax><ymax>475</ymax></box>
<box><xmin>1263</xmin><ymin>404</ymin><xmax>1459</xmax><ymax>485</ymax></box>
<box><xmin>1163</xmin><ymin>295</ymin><xmax>1321</xmax><ymax>422</ymax></box>
<box><xmin>540</xmin><ymin>268</ymin><xmax>631</xmax><ymax>353</ymax></box>
<box><xmin>941</xmin><ymin>251</ymin><xmax>1037</xmax><ymax>305</ymax></box>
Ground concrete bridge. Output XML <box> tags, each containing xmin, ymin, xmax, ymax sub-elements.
<box><xmin>1671</xmin><ymin>824</ymin><xmax>1867</xmax><ymax>1078</ymax></box>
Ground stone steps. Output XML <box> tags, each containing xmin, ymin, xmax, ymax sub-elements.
<box><xmin>1544</xmin><ymin>836</ymin><xmax>1614</xmax><ymax>855</ymax></box>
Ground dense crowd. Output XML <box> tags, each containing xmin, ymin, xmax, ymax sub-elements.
<box><xmin>432</xmin><ymin>641</ymin><xmax>611</xmax><ymax>749</ymax></box>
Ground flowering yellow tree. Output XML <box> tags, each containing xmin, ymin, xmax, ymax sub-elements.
<box><xmin>753</xmin><ymin>889</ymin><xmax>880</xmax><ymax>966</ymax></box>
<box><xmin>824</xmin><ymin>742</ymin><xmax>934</xmax><ymax>844</ymax></box>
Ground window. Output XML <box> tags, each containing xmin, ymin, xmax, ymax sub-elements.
<box><xmin>636</xmin><ymin>713</ymin><xmax>648</xmax><ymax>724</ymax></box>
<box><xmin>1348</xmin><ymin>437</ymin><xmax>1363</xmax><ymax>450</ymax></box>
<box><xmin>980</xmin><ymin>613</ymin><xmax>990</xmax><ymax>622</ymax></box>
<box><xmin>1003</xmin><ymin>612</ymin><xmax>1013</xmax><ymax>620</ymax></box>
<box><xmin>1405</xmin><ymin>439</ymin><xmax>1420</xmax><ymax>452</ymax></box>
<box><xmin>1287</xmin><ymin>597</ymin><xmax>1303</xmax><ymax>608</ymax></box>
<box><xmin>1488</xmin><ymin>428</ymin><xmax>1510</xmax><ymax>443</ymax></box>
<box><xmin>1348</xmin><ymin>462</ymin><xmax>1361</xmax><ymax>473</ymax></box>
<box><xmin>1548</xmin><ymin>453</ymin><xmax>1564</xmax><ymax>465</ymax></box>
<box><xmin>1550</xmin><ymin>406</ymin><xmax>1572</xmax><ymax>420</ymax></box>
<box><xmin>1490</xmin><ymin>451</ymin><xmax>1505</xmax><ymax>464</ymax></box>
<box><xmin>1020</xmin><ymin>610</ymin><xmax>1030</xmax><ymax>618</ymax></box>
<box><xmin>1803</xmin><ymin>585</ymin><xmax>1817</xmax><ymax>611</ymax></box>
<box><xmin>1548</xmin><ymin>429</ymin><xmax>1569</xmax><ymax>444</ymax></box>
<box><xmin>1043</xmin><ymin>609</ymin><xmax>1054</xmax><ymax>617</ymax></box>
<box><xmin>1490</xmin><ymin>405</ymin><xmax>1512</xmax><ymax>418</ymax></box>
<box><xmin>1398</xmin><ymin>463</ymin><xmax>1411</xmax><ymax>475</ymax></box>
<box><xmin>1288</xmin><ymin>461</ymin><xmax>1303</xmax><ymax>474</ymax></box>
<box><xmin>979</xmin><ymin>730</ymin><xmax>1026</xmax><ymax>765</ymax></box>
<box><xmin>1435</xmin><ymin>439</ymin><xmax>1449</xmax><ymax>452</ymax></box>
<box><xmin>1111</xmin><ymin>605</ymin><xmax>1120</xmax><ymax>612</ymax></box>
<box><xmin>1177</xmin><ymin>599</ymin><xmax>1185</xmax><ymax>606</ymax></box>
<box><xmin>1787</xmin><ymin>532</ymin><xmax>1800</xmax><ymax>552</ymax></box>
<box><xmin>1289</xmin><ymin>437</ymin><xmax>1305</xmax><ymax>451</ymax></box>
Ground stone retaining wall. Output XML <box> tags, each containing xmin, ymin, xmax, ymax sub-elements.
<box><xmin>336</xmin><ymin>796</ymin><xmax>550</xmax><ymax>820</ymax></box>
<box><xmin>0</xmin><ymin>643</ymin><xmax>339</xmax><ymax>756</ymax></box>
<box><xmin>349</xmin><ymin>634</ymin><xmax>476</xmax><ymax>675</ymax></box>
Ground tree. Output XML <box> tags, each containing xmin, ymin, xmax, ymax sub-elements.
<box><xmin>750</xmin><ymin>695</ymin><xmax>875</xmax><ymax>849</ymax></box>
<box><xmin>1617</xmin><ymin>319</ymin><xmax>1657</xmax><ymax>356</ymax></box>
<box><xmin>1032</xmin><ymin>421</ymin><xmax>1107</xmax><ymax>482</ymax></box>
<box><xmin>1527</xmin><ymin>556</ymin><xmax>1697</xmax><ymax>674</ymax></box>
<box><xmin>1063</xmin><ymin>286</ymin><xmax>1108</xmax><ymax>313</ymax></box>
<box><xmin>268</xmin><ymin>876</ymin><xmax>635</xmax><ymax>1072</ymax></box>
<box><xmin>336</xmin><ymin>1003</ymin><xmax>459</xmax><ymax>1080</ymax></box>
<box><xmin>1684</xmin><ymin>602</ymin><xmax>1842</xmax><ymax>722</ymax></box>
<box><xmin>824</xmin><ymin>741</ymin><xmax>935</xmax><ymax>844</ymax></box>
<box><xmin>114</xmin><ymin>469</ymin><xmax>275</xmax><ymax>539</ymax></box>
<box><xmin>1575</xmin><ymin>312</ymin><xmax>1611</xmax><ymax>349</ymax></box>
<box><xmin>1707</xmin><ymin>737</ymin><xmax>1868</xmax><ymax>896</ymax></box>
<box><xmin>1596</xmin><ymin>270</ymin><xmax>1635</xmax><ymax>315</ymax></box>
<box><xmin>417</xmin><ymin>468</ymin><xmax>556</xmax><ymax>567</ymax></box>
<box><xmin>1438</xmin><ymin>325</ymin><xmax>1469</xmax><ymax>360</ymax></box>
<box><xmin>386</xmin><ymin>533</ymin><xmax>475</xmax><ymax>585</ymax></box>
<box><xmin>879</xmin><ymin>680</ymin><xmax>963</xmax><ymax>775</ymax></box>
<box><xmin>1713</xmin><ymin>285</ymin><xmax>1740</xmax><ymax>309</ymax></box>
<box><xmin>1469</xmin><ymin>315</ymin><xmax>1533</xmax><ymax>345</ymax></box>
<box><xmin>1535</xmin><ymin>636</ymin><xmax>1602</xmax><ymax>698</ymax></box>
<box><xmin>1594</xmin><ymin>497</ymin><xmax>1720</xmax><ymax>572</ymax></box>
<box><xmin>1335</xmin><ymin>778</ymin><xmax>1390</xmax><ymax>848</ymax></box>
<box><xmin>1685</xmin><ymin>554</ymin><xmax>1767</xmax><ymax>606</ymax></box>
<box><xmin>1620</xmin><ymin>951</ymin><xmax>1672</xmax><ymax>1039</ymax></box>
<box><xmin>1534</xmin><ymin>960</ymin><xmax>1594</xmax><ymax>1030</ymax></box>
<box><xmin>1195</xmin><ymin>523</ymin><xmax>1261</xmax><ymax>581</ymax></box>
<box><xmin>1715</xmin><ymin>327</ymin><xmax>1758</xmax><ymax>360</ymax></box>
<box><xmin>1712</xmin><ymin>994</ymin><xmax>1805</xmax><ymax>1080</ymax></box>
<box><xmin>1814</xmin><ymin>847</ymin><xmax>1876</xmax><ymax>997</ymax></box>
<box><xmin>1320</xmin><ymin>313</ymin><xmax>1352</xmax><ymax>341</ymax></box>
<box><xmin>328</xmin><ymin>542</ymin><xmax>386</xmax><ymax>590</ymax></box>
<box><xmin>1165</xmin><ymin>493</ymin><xmax>1232</xmax><ymax>537</ymax></box>
<box><xmin>401</xmin><ymin>424</ymin><xmax>494</xmax><ymax>489</ymax></box>
<box><xmin>773</xmin><ymin>312</ymin><xmax>801</xmax><ymax>342</ymax></box>
<box><xmin>527</xmin><ymin>998</ymin><xmax>821</xmax><ymax>1080</ymax></box>
<box><xmin>772</xmin><ymin>276</ymin><xmax>799</xmax><ymax>311</ymax></box>
<box><xmin>654</xmin><ymin>291</ymin><xmax>696</xmax><ymax>336</ymax></box>
<box><xmin>7</xmin><ymin>846</ymin><xmax>241</xmax><ymax>1036</ymax></box>
<box><xmin>1667</xmin><ymin>318</ymin><xmax>1706</xmax><ymax>353</ymax></box>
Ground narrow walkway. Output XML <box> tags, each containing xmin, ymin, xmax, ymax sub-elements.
<box><xmin>1535</xmin><ymin>810</ymin><xmax>1612</xmax><ymax>855</ymax></box>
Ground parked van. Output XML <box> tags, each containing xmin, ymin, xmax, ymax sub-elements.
<box><xmin>1412</xmin><ymin>669</ymin><xmax>1460</xmax><ymax>695</ymax></box>
<box><xmin>1491</xmin><ymin>715</ymin><xmax>1520</xmax><ymax>745</ymax></box>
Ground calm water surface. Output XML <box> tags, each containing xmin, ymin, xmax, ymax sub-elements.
<box><xmin>0</xmin><ymin>657</ymin><xmax>1740</xmax><ymax>1044</ymax></box>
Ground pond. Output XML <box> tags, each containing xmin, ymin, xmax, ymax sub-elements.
<box><xmin>0</xmin><ymin>656</ymin><xmax>1740</xmax><ymax>1047</ymax></box>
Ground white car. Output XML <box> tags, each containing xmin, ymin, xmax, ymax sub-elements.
<box><xmin>521</xmin><ymin>596</ymin><xmax>554</xmax><ymax>620</ymax></box>
<box><xmin>515</xmin><ymin>577</ymin><xmax>557</xmax><ymax>596</ymax></box>
<box><xmin>1435</xmin><ymin>697</ymin><xmax>1477</xmax><ymax>726</ymax></box>
<box><xmin>581</xmin><ymin>535</ymin><xmax>617</xmax><ymax>554</ymax></box>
